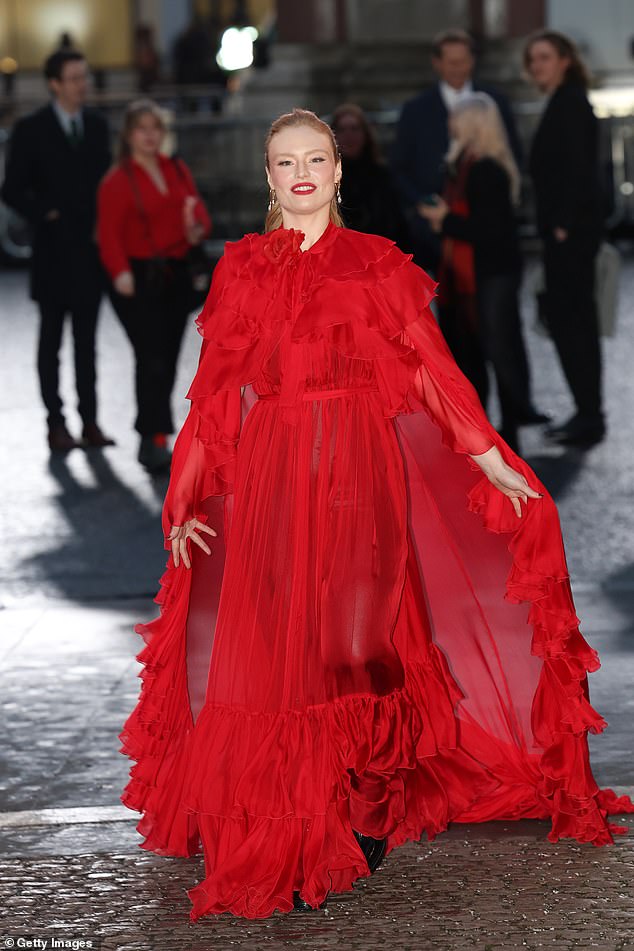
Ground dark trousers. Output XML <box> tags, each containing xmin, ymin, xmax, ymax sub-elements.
<box><xmin>440</xmin><ymin>270</ymin><xmax>534</xmax><ymax>436</ymax></box>
<box><xmin>408</xmin><ymin>214</ymin><xmax>441</xmax><ymax>274</ymax></box>
<box><xmin>542</xmin><ymin>234</ymin><xmax>602</xmax><ymax>420</ymax></box>
<box><xmin>38</xmin><ymin>292</ymin><xmax>102</xmax><ymax>429</ymax></box>
<box><xmin>109</xmin><ymin>258</ymin><xmax>191</xmax><ymax>436</ymax></box>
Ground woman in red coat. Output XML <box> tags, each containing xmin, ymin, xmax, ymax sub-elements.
<box><xmin>120</xmin><ymin>109</ymin><xmax>633</xmax><ymax>920</ymax></box>
<box><xmin>97</xmin><ymin>99</ymin><xmax>211</xmax><ymax>473</ymax></box>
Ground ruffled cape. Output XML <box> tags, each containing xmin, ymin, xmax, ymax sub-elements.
<box><xmin>120</xmin><ymin>223</ymin><xmax>633</xmax><ymax>917</ymax></box>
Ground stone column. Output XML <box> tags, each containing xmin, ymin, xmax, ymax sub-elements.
<box><xmin>276</xmin><ymin>0</ymin><xmax>347</xmax><ymax>43</ymax></box>
<box><xmin>470</xmin><ymin>0</ymin><xmax>546</xmax><ymax>39</ymax></box>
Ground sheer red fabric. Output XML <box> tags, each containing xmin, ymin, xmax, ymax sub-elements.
<box><xmin>119</xmin><ymin>222</ymin><xmax>633</xmax><ymax>920</ymax></box>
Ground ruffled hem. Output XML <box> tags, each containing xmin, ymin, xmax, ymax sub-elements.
<box><xmin>188</xmin><ymin>801</ymin><xmax>369</xmax><ymax>919</ymax></box>
<box><xmin>183</xmin><ymin>652</ymin><xmax>463</xmax><ymax>822</ymax></box>
<box><xmin>465</xmin><ymin>470</ymin><xmax>634</xmax><ymax>846</ymax></box>
<box><xmin>119</xmin><ymin>562</ymin><xmax>200</xmax><ymax>857</ymax></box>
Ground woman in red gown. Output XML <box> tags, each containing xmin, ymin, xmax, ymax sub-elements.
<box><xmin>120</xmin><ymin>109</ymin><xmax>633</xmax><ymax>920</ymax></box>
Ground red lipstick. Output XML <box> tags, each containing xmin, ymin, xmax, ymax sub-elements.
<box><xmin>291</xmin><ymin>182</ymin><xmax>317</xmax><ymax>194</ymax></box>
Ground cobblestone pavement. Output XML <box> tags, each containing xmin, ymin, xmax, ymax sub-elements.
<box><xmin>1</xmin><ymin>260</ymin><xmax>633</xmax><ymax>950</ymax></box>
<box><xmin>1</xmin><ymin>822</ymin><xmax>633</xmax><ymax>951</ymax></box>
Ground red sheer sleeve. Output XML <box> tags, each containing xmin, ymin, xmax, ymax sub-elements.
<box><xmin>161</xmin><ymin>257</ymin><xmax>241</xmax><ymax>536</ymax></box>
<box><xmin>371</xmin><ymin>253</ymin><xmax>496</xmax><ymax>456</ymax></box>
<box><xmin>405</xmin><ymin>318</ymin><xmax>496</xmax><ymax>457</ymax></box>
<box><xmin>96</xmin><ymin>169</ymin><xmax>133</xmax><ymax>281</ymax></box>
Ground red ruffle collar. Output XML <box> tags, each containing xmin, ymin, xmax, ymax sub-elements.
<box><xmin>261</xmin><ymin>221</ymin><xmax>338</xmax><ymax>265</ymax></box>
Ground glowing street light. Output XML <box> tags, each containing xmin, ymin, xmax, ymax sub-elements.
<box><xmin>216</xmin><ymin>25</ymin><xmax>258</xmax><ymax>71</ymax></box>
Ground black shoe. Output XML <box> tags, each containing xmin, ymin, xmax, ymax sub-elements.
<box><xmin>48</xmin><ymin>423</ymin><xmax>80</xmax><ymax>453</ymax></box>
<box><xmin>517</xmin><ymin>407</ymin><xmax>551</xmax><ymax>426</ymax></box>
<box><xmin>82</xmin><ymin>422</ymin><xmax>116</xmax><ymax>448</ymax></box>
<box><xmin>353</xmin><ymin>830</ymin><xmax>387</xmax><ymax>874</ymax></box>
<box><xmin>138</xmin><ymin>436</ymin><xmax>172</xmax><ymax>474</ymax></box>
<box><xmin>292</xmin><ymin>890</ymin><xmax>327</xmax><ymax>911</ymax></box>
<box><xmin>545</xmin><ymin>414</ymin><xmax>606</xmax><ymax>448</ymax></box>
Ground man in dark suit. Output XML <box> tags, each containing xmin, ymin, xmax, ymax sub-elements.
<box><xmin>392</xmin><ymin>29</ymin><xmax>522</xmax><ymax>271</ymax></box>
<box><xmin>2</xmin><ymin>49</ymin><xmax>115</xmax><ymax>451</ymax></box>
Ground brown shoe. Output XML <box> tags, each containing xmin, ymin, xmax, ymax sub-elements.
<box><xmin>48</xmin><ymin>424</ymin><xmax>80</xmax><ymax>453</ymax></box>
<box><xmin>82</xmin><ymin>423</ymin><xmax>116</xmax><ymax>448</ymax></box>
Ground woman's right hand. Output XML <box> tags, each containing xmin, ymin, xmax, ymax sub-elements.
<box><xmin>417</xmin><ymin>196</ymin><xmax>448</xmax><ymax>232</ymax></box>
<box><xmin>183</xmin><ymin>195</ymin><xmax>204</xmax><ymax>245</ymax></box>
<box><xmin>470</xmin><ymin>446</ymin><xmax>542</xmax><ymax>518</ymax></box>
<box><xmin>114</xmin><ymin>270</ymin><xmax>135</xmax><ymax>297</ymax></box>
<box><xmin>168</xmin><ymin>519</ymin><xmax>217</xmax><ymax>569</ymax></box>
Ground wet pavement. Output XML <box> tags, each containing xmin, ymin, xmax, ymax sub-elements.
<box><xmin>1</xmin><ymin>259</ymin><xmax>633</xmax><ymax>950</ymax></box>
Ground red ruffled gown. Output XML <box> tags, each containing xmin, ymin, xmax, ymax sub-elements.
<box><xmin>120</xmin><ymin>222</ymin><xmax>633</xmax><ymax>920</ymax></box>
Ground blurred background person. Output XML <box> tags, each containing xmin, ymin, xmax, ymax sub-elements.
<box><xmin>525</xmin><ymin>31</ymin><xmax>605</xmax><ymax>448</ymax></box>
<box><xmin>172</xmin><ymin>16</ymin><xmax>214</xmax><ymax>85</ymax></box>
<box><xmin>133</xmin><ymin>24</ymin><xmax>160</xmax><ymax>93</ymax></box>
<box><xmin>1</xmin><ymin>48</ymin><xmax>114</xmax><ymax>452</ymax></box>
<box><xmin>421</xmin><ymin>93</ymin><xmax>546</xmax><ymax>452</ymax></box>
<box><xmin>331</xmin><ymin>103</ymin><xmax>409</xmax><ymax>249</ymax></box>
<box><xmin>392</xmin><ymin>28</ymin><xmax>522</xmax><ymax>272</ymax></box>
<box><xmin>97</xmin><ymin>99</ymin><xmax>211</xmax><ymax>475</ymax></box>
<box><xmin>58</xmin><ymin>32</ymin><xmax>75</xmax><ymax>52</ymax></box>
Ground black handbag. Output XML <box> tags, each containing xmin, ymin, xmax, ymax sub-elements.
<box><xmin>172</xmin><ymin>158</ymin><xmax>214</xmax><ymax>307</ymax></box>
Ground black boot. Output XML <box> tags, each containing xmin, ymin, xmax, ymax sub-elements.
<box><xmin>516</xmin><ymin>406</ymin><xmax>551</xmax><ymax>426</ymax></box>
<box><xmin>545</xmin><ymin>413</ymin><xmax>606</xmax><ymax>448</ymax></box>
<box><xmin>138</xmin><ymin>436</ymin><xmax>172</xmax><ymax>474</ymax></box>
<box><xmin>292</xmin><ymin>890</ymin><xmax>327</xmax><ymax>911</ymax></box>
<box><xmin>353</xmin><ymin>830</ymin><xmax>387</xmax><ymax>873</ymax></box>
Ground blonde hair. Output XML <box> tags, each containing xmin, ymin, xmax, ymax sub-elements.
<box><xmin>117</xmin><ymin>98</ymin><xmax>167</xmax><ymax>162</ymax></box>
<box><xmin>264</xmin><ymin>108</ymin><xmax>344</xmax><ymax>232</ymax></box>
<box><xmin>446</xmin><ymin>93</ymin><xmax>520</xmax><ymax>205</ymax></box>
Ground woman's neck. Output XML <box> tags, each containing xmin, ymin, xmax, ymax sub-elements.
<box><xmin>540</xmin><ymin>76</ymin><xmax>565</xmax><ymax>95</ymax></box>
<box><xmin>280</xmin><ymin>207</ymin><xmax>331</xmax><ymax>251</ymax></box>
<box><xmin>131</xmin><ymin>151</ymin><xmax>160</xmax><ymax>170</ymax></box>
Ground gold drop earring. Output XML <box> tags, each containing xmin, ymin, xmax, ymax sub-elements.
<box><xmin>268</xmin><ymin>188</ymin><xmax>277</xmax><ymax>211</ymax></box>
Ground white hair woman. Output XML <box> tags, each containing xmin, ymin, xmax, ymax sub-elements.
<box><xmin>422</xmin><ymin>91</ymin><xmax>547</xmax><ymax>451</ymax></box>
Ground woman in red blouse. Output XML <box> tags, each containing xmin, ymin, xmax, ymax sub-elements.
<box><xmin>97</xmin><ymin>99</ymin><xmax>211</xmax><ymax>473</ymax></box>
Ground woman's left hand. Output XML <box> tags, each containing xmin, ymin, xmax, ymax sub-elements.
<box><xmin>470</xmin><ymin>446</ymin><xmax>542</xmax><ymax>518</ymax></box>
<box><xmin>418</xmin><ymin>197</ymin><xmax>449</xmax><ymax>232</ymax></box>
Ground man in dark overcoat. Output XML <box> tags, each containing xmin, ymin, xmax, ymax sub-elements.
<box><xmin>2</xmin><ymin>49</ymin><xmax>114</xmax><ymax>450</ymax></box>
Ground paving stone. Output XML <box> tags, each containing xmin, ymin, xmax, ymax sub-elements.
<box><xmin>1</xmin><ymin>829</ymin><xmax>633</xmax><ymax>950</ymax></box>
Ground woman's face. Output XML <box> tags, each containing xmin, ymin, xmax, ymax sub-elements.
<box><xmin>267</xmin><ymin>125</ymin><xmax>341</xmax><ymax>218</ymax></box>
<box><xmin>334</xmin><ymin>113</ymin><xmax>367</xmax><ymax>160</ymax></box>
<box><xmin>128</xmin><ymin>113</ymin><xmax>164</xmax><ymax>158</ymax></box>
<box><xmin>526</xmin><ymin>40</ymin><xmax>570</xmax><ymax>93</ymax></box>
